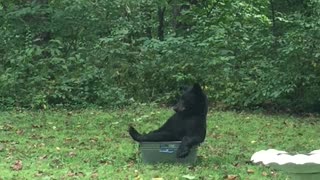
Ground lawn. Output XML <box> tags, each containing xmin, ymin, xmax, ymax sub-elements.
<box><xmin>0</xmin><ymin>105</ymin><xmax>319</xmax><ymax>179</ymax></box>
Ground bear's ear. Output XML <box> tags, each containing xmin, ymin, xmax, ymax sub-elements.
<box><xmin>179</xmin><ymin>85</ymin><xmax>189</xmax><ymax>92</ymax></box>
<box><xmin>192</xmin><ymin>83</ymin><xmax>202</xmax><ymax>93</ymax></box>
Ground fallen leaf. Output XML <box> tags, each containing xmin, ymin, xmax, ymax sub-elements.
<box><xmin>233</xmin><ymin>162</ymin><xmax>240</xmax><ymax>167</ymax></box>
<box><xmin>188</xmin><ymin>165</ymin><xmax>196</xmax><ymax>171</ymax></box>
<box><xmin>262</xmin><ymin>171</ymin><xmax>268</xmax><ymax>176</ymax></box>
<box><xmin>126</xmin><ymin>161</ymin><xmax>134</xmax><ymax>167</ymax></box>
<box><xmin>11</xmin><ymin>160</ymin><xmax>23</xmax><ymax>171</ymax></box>
<box><xmin>105</xmin><ymin>138</ymin><xmax>112</xmax><ymax>142</ymax></box>
<box><xmin>111</xmin><ymin>121</ymin><xmax>119</xmax><ymax>125</ymax></box>
<box><xmin>134</xmin><ymin>169</ymin><xmax>141</xmax><ymax>180</ymax></box>
<box><xmin>30</xmin><ymin>134</ymin><xmax>44</xmax><ymax>140</ymax></box>
<box><xmin>34</xmin><ymin>171</ymin><xmax>44</xmax><ymax>177</ymax></box>
<box><xmin>64</xmin><ymin>138</ymin><xmax>73</xmax><ymax>144</ymax></box>
<box><xmin>67</xmin><ymin>172</ymin><xmax>76</xmax><ymax>177</ymax></box>
<box><xmin>90</xmin><ymin>137</ymin><xmax>98</xmax><ymax>143</ymax></box>
<box><xmin>50</xmin><ymin>158</ymin><xmax>63</xmax><ymax>168</ymax></box>
<box><xmin>182</xmin><ymin>175</ymin><xmax>196</xmax><ymax>179</ymax></box>
<box><xmin>91</xmin><ymin>172</ymin><xmax>99</xmax><ymax>179</ymax></box>
<box><xmin>0</xmin><ymin>144</ymin><xmax>5</xmax><ymax>152</ymax></box>
<box><xmin>152</xmin><ymin>178</ymin><xmax>164</xmax><ymax>180</ymax></box>
<box><xmin>32</xmin><ymin>124</ymin><xmax>41</xmax><ymax>128</ymax></box>
<box><xmin>225</xmin><ymin>175</ymin><xmax>238</xmax><ymax>180</ymax></box>
<box><xmin>16</xmin><ymin>129</ymin><xmax>24</xmax><ymax>135</ymax></box>
<box><xmin>77</xmin><ymin>172</ymin><xmax>85</xmax><ymax>177</ymax></box>
<box><xmin>69</xmin><ymin>151</ymin><xmax>77</xmax><ymax>157</ymax></box>
<box><xmin>39</xmin><ymin>155</ymin><xmax>48</xmax><ymax>160</ymax></box>
<box><xmin>4</xmin><ymin>124</ymin><xmax>15</xmax><ymax>131</ymax></box>
<box><xmin>247</xmin><ymin>169</ymin><xmax>255</xmax><ymax>174</ymax></box>
<box><xmin>271</xmin><ymin>171</ymin><xmax>277</xmax><ymax>177</ymax></box>
<box><xmin>66</xmin><ymin>171</ymin><xmax>85</xmax><ymax>178</ymax></box>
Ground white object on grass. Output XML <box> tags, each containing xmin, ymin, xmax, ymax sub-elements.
<box><xmin>251</xmin><ymin>149</ymin><xmax>320</xmax><ymax>180</ymax></box>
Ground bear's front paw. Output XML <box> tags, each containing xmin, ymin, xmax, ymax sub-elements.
<box><xmin>176</xmin><ymin>145</ymin><xmax>190</xmax><ymax>158</ymax></box>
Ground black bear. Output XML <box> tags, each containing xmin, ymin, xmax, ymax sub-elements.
<box><xmin>129</xmin><ymin>83</ymin><xmax>208</xmax><ymax>158</ymax></box>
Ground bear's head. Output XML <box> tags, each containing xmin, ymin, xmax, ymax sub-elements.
<box><xmin>173</xmin><ymin>83</ymin><xmax>208</xmax><ymax>115</ymax></box>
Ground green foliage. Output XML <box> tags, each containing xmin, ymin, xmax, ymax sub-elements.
<box><xmin>0</xmin><ymin>0</ymin><xmax>319</xmax><ymax>112</ymax></box>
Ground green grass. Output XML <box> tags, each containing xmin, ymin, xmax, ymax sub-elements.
<box><xmin>0</xmin><ymin>105</ymin><xmax>319</xmax><ymax>179</ymax></box>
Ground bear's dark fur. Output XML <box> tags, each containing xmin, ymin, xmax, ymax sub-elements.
<box><xmin>129</xmin><ymin>83</ymin><xmax>208</xmax><ymax>158</ymax></box>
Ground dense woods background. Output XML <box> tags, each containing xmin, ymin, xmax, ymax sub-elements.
<box><xmin>0</xmin><ymin>0</ymin><xmax>319</xmax><ymax>112</ymax></box>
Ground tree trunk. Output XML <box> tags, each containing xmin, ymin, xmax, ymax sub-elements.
<box><xmin>172</xmin><ymin>0</ymin><xmax>180</xmax><ymax>32</ymax></box>
<box><xmin>146</xmin><ymin>10</ymin><xmax>152</xmax><ymax>39</ymax></box>
<box><xmin>158</xmin><ymin>6</ymin><xmax>166</xmax><ymax>41</ymax></box>
<box><xmin>270</xmin><ymin>0</ymin><xmax>276</xmax><ymax>37</ymax></box>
